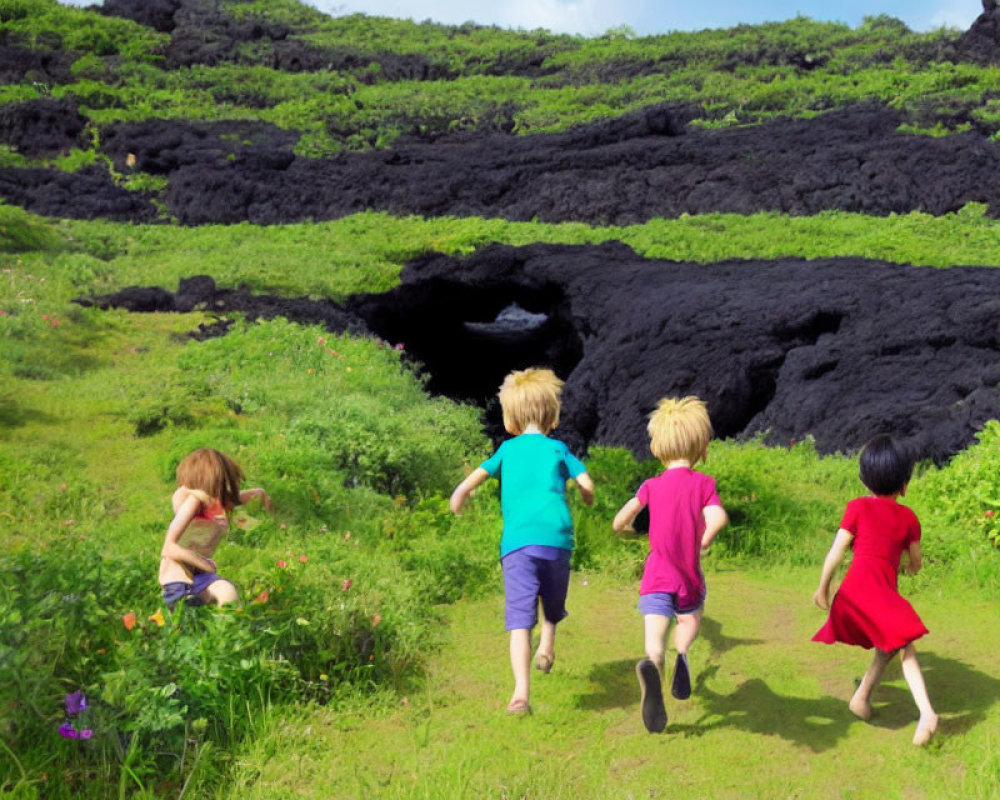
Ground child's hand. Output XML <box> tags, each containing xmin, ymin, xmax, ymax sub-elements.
<box><xmin>812</xmin><ymin>588</ymin><xmax>829</xmax><ymax>610</ymax></box>
<box><xmin>615</xmin><ymin>526</ymin><xmax>639</xmax><ymax>539</ymax></box>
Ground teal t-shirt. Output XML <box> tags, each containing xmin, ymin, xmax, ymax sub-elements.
<box><xmin>480</xmin><ymin>433</ymin><xmax>587</xmax><ymax>557</ymax></box>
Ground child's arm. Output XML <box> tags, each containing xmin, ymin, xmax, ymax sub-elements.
<box><xmin>161</xmin><ymin>493</ymin><xmax>217</xmax><ymax>573</ymax></box>
<box><xmin>450</xmin><ymin>468</ymin><xmax>489</xmax><ymax>514</ymax></box>
<box><xmin>613</xmin><ymin>497</ymin><xmax>644</xmax><ymax>533</ymax></box>
<box><xmin>575</xmin><ymin>472</ymin><xmax>595</xmax><ymax>506</ymax></box>
<box><xmin>701</xmin><ymin>504</ymin><xmax>728</xmax><ymax>551</ymax></box>
<box><xmin>812</xmin><ymin>528</ymin><xmax>854</xmax><ymax>610</ymax></box>
<box><xmin>239</xmin><ymin>486</ymin><xmax>273</xmax><ymax>512</ymax></box>
<box><xmin>903</xmin><ymin>540</ymin><xmax>922</xmax><ymax>576</ymax></box>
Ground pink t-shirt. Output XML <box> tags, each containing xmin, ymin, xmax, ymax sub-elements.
<box><xmin>636</xmin><ymin>467</ymin><xmax>721</xmax><ymax>609</ymax></box>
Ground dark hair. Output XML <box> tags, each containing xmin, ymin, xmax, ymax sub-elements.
<box><xmin>858</xmin><ymin>435</ymin><xmax>913</xmax><ymax>496</ymax></box>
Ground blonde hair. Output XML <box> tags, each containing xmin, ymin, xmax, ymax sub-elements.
<box><xmin>647</xmin><ymin>396</ymin><xmax>713</xmax><ymax>465</ymax></box>
<box><xmin>176</xmin><ymin>448</ymin><xmax>244</xmax><ymax>508</ymax></box>
<box><xmin>498</xmin><ymin>368</ymin><xmax>563</xmax><ymax>435</ymax></box>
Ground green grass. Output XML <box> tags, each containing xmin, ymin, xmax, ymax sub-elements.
<box><xmin>220</xmin><ymin>569</ymin><xmax>1000</xmax><ymax>800</ymax></box>
<box><xmin>2</xmin><ymin>199</ymin><xmax>1000</xmax><ymax>796</ymax></box>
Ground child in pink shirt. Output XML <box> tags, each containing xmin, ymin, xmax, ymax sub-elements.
<box><xmin>613</xmin><ymin>396</ymin><xmax>728</xmax><ymax>733</ymax></box>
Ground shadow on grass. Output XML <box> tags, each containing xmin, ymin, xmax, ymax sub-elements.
<box><xmin>0</xmin><ymin>398</ymin><xmax>54</xmax><ymax>429</ymax></box>
<box><xmin>575</xmin><ymin>659</ymin><xmax>639</xmax><ymax>712</ymax></box>
<box><xmin>671</xmin><ymin>649</ymin><xmax>1000</xmax><ymax>751</ymax></box>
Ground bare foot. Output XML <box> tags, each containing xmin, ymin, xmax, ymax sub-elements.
<box><xmin>534</xmin><ymin>650</ymin><xmax>554</xmax><ymax>674</ymax></box>
<box><xmin>506</xmin><ymin>697</ymin><xmax>531</xmax><ymax>715</ymax></box>
<box><xmin>912</xmin><ymin>713</ymin><xmax>938</xmax><ymax>746</ymax></box>
<box><xmin>848</xmin><ymin>691</ymin><xmax>872</xmax><ymax>721</ymax></box>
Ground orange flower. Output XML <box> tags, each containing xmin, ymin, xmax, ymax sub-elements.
<box><xmin>372</xmin><ymin>613</ymin><xmax>382</xmax><ymax>627</ymax></box>
<box><xmin>122</xmin><ymin>612</ymin><xmax>136</xmax><ymax>631</ymax></box>
<box><xmin>252</xmin><ymin>589</ymin><xmax>270</xmax><ymax>604</ymax></box>
<box><xmin>299</xmin><ymin>555</ymin><xmax>308</xmax><ymax>563</ymax></box>
<box><xmin>316</xmin><ymin>336</ymin><xmax>326</xmax><ymax>345</ymax></box>
<box><xmin>148</xmin><ymin>609</ymin><xmax>165</xmax><ymax>627</ymax></box>
<box><xmin>125</xmin><ymin>153</ymin><xmax>137</xmax><ymax>167</ymax></box>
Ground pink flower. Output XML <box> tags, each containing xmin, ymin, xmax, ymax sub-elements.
<box><xmin>277</xmin><ymin>560</ymin><xmax>287</xmax><ymax>568</ymax></box>
<box><xmin>317</xmin><ymin>336</ymin><xmax>326</xmax><ymax>344</ymax></box>
<box><xmin>341</xmin><ymin>579</ymin><xmax>352</xmax><ymax>591</ymax></box>
<box><xmin>986</xmin><ymin>510</ymin><xmax>995</xmax><ymax>518</ymax></box>
<box><xmin>299</xmin><ymin>555</ymin><xmax>308</xmax><ymax>563</ymax></box>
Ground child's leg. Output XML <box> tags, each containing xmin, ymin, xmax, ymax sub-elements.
<box><xmin>900</xmin><ymin>643</ymin><xmax>938</xmax><ymax>745</ymax></box>
<box><xmin>849</xmin><ymin>648</ymin><xmax>894</xmax><ymax>720</ymax></box>
<box><xmin>672</xmin><ymin>609</ymin><xmax>702</xmax><ymax>656</ymax></box>
<box><xmin>534</xmin><ymin>556</ymin><xmax>570</xmax><ymax>673</ymax></box>
<box><xmin>643</xmin><ymin>613</ymin><xmax>671</xmax><ymax>675</ymax></box>
<box><xmin>509</xmin><ymin>628</ymin><xmax>532</xmax><ymax>711</ymax></box>
<box><xmin>200</xmin><ymin>579</ymin><xmax>239</xmax><ymax>607</ymax></box>
<box><xmin>535</xmin><ymin>619</ymin><xmax>556</xmax><ymax>673</ymax></box>
<box><xmin>670</xmin><ymin>609</ymin><xmax>702</xmax><ymax>700</ymax></box>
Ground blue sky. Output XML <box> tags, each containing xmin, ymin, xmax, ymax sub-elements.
<box><xmin>58</xmin><ymin>0</ymin><xmax>981</xmax><ymax>37</ymax></box>
<box><xmin>310</xmin><ymin>0</ymin><xmax>980</xmax><ymax>36</ymax></box>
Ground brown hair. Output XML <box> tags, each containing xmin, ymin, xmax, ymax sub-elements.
<box><xmin>647</xmin><ymin>396</ymin><xmax>713</xmax><ymax>465</ymax></box>
<box><xmin>175</xmin><ymin>448</ymin><xmax>244</xmax><ymax>508</ymax></box>
<box><xmin>498</xmin><ymin>368</ymin><xmax>563</xmax><ymax>435</ymax></box>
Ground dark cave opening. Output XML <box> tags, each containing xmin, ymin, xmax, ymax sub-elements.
<box><xmin>349</xmin><ymin>278</ymin><xmax>585</xmax><ymax>439</ymax></box>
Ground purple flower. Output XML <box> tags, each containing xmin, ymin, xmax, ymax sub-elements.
<box><xmin>79</xmin><ymin>729</ymin><xmax>93</xmax><ymax>739</ymax></box>
<box><xmin>65</xmin><ymin>690</ymin><xmax>87</xmax><ymax>715</ymax></box>
<box><xmin>59</xmin><ymin>724</ymin><xmax>79</xmax><ymax>739</ymax></box>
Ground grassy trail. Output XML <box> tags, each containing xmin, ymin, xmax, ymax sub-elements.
<box><xmin>229</xmin><ymin>568</ymin><xmax>999</xmax><ymax>799</ymax></box>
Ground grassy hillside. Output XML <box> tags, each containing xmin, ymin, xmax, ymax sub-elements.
<box><xmin>2</xmin><ymin>1</ymin><xmax>1000</xmax><ymax>797</ymax></box>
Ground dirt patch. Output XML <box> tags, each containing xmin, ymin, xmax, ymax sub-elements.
<box><xmin>82</xmin><ymin>245</ymin><xmax>1000</xmax><ymax>464</ymax></box>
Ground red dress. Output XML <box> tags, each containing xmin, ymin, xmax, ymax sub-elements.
<box><xmin>813</xmin><ymin>496</ymin><xmax>928</xmax><ymax>653</ymax></box>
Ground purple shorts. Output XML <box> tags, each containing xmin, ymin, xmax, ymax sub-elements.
<box><xmin>638</xmin><ymin>590</ymin><xmax>704</xmax><ymax>618</ymax></box>
<box><xmin>501</xmin><ymin>546</ymin><xmax>571</xmax><ymax>631</ymax></box>
<box><xmin>162</xmin><ymin>572</ymin><xmax>222</xmax><ymax>610</ymax></box>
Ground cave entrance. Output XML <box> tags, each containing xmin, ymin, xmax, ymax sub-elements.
<box><xmin>349</xmin><ymin>278</ymin><xmax>584</xmax><ymax>437</ymax></box>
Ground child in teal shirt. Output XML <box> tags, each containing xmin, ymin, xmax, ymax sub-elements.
<box><xmin>451</xmin><ymin>368</ymin><xmax>594</xmax><ymax>714</ymax></box>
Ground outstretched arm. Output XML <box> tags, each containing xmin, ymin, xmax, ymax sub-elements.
<box><xmin>575</xmin><ymin>472</ymin><xmax>595</xmax><ymax>506</ymax></box>
<box><xmin>813</xmin><ymin>528</ymin><xmax>854</xmax><ymax>610</ymax></box>
<box><xmin>701</xmin><ymin>504</ymin><xmax>728</xmax><ymax>551</ymax></box>
<box><xmin>450</xmin><ymin>468</ymin><xmax>489</xmax><ymax>514</ymax></box>
<box><xmin>613</xmin><ymin>497</ymin><xmax>644</xmax><ymax>533</ymax></box>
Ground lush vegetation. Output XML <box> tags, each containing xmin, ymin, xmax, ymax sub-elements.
<box><xmin>2</xmin><ymin>204</ymin><xmax>999</xmax><ymax>797</ymax></box>
<box><xmin>3</xmin><ymin>0</ymin><xmax>997</xmax><ymax>164</ymax></box>
<box><xmin>1</xmin><ymin>1</ymin><xmax>1000</xmax><ymax>796</ymax></box>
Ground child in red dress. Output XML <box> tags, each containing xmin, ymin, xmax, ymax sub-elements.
<box><xmin>812</xmin><ymin>434</ymin><xmax>938</xmax><ymax>746</ymax></box>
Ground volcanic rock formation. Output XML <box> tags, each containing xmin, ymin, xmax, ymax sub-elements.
<box><xmin>86</xmin><ymin>244</ymin><xmax>1000</xmax><ymax>464</ymax></box>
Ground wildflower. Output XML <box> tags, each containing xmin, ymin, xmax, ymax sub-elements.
<box><xmin>986</xmin><ymin>510</ymin><xmax>995</xmax><ymax>518</ymax></box>
<box><xmin>307</xmin><ymin>368</ymin><xmax>315</xmax><ymax>374</ymax></box>
<box><xmin>395</xmin><ymin>343</ymin><xmax>404</xmax><ymax>351</ymax></box>
<box><xmin>65</xmin><ymin>690</ymin><xmax>87</xmax><ymax>715</ymax></box>
<box><xmin>125</xmin><ymin>153</ymin><xmax>136</xmax><ymax>167</ymax></box>
<box><xmin>343</xmin><ymin>531</ymin><xmax>351</xmax><ymax>541</ymax></box>
<box><xmin>252</xmin><ymin>589</ymin><xmax>269</xmax><ymax>604</ymax></box>
<box><xmin>122</xmin><ymin>612</ymin><xmax>136</xmax><ymax>631</ymax></box>
<box><xmin>341</xmin><ymin>579</ymin><xmax>352</xmax><ymax>591</ymax></box>
<box><xmin>280</xmin><ymin>523</ymin><xmax>288</xmax><ymax>530</ymax></box>
<box><xmin>58</xmin><ymin>724</ymin><xmax>77</xmax><ymax>739</ymax></box>
<box><xmin>317</xmin><ymin>336</ymin><xmax>326</xmax><ymax>345</ymax></box>
<box><xmin>149</xmin><ymin>609</ymin><xmax>166</xmax><ymax>627</ymax></box>
<box><xmin>277</xmin><ymin>560</ymin><xmax>287</xmax><ymax>568</ymax></box>
<box><xmin>59</xmin><ymin>483</ymin><xmax>67</xmax><ymax>491</ymax></box>
<box><xmin>372</xmin><ymin>613</ymin><xmax>382</xmax><ymax>627</ymax></box>
<box><xmin>319</xmin><ymin>673</ymin><xmax>329</xmax><ymax>682</ymax></box>
<box><xmin>296</xmin><ymin>618</ymin><xmax>310</xmax><ymax>626</ymax></box>
<box><xmin>299</xmin><ymin>554</ymin><xmax>308</xmax><ymax>563</ymax></box>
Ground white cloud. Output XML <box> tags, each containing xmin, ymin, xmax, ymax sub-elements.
<box><xmin>926</xmin><ymin>3</ymin><xmax>979</xmax><ymax>30</ymax></box>
<box><xmin>314</xmin><ymin>0</ymin><xmax>634</xmax><ymax>35</ymax></box>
